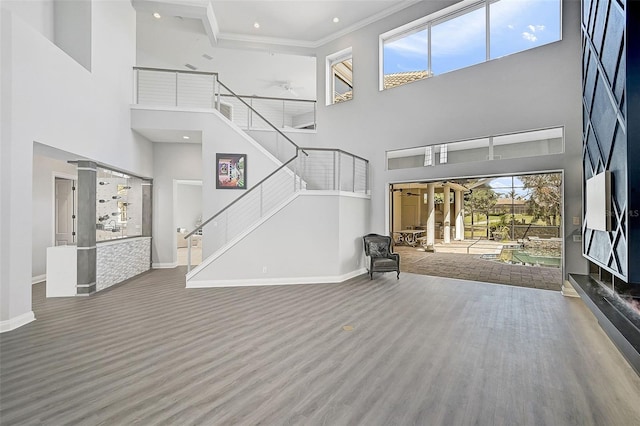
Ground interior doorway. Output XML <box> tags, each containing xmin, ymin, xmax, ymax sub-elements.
<box><xmin>389</xmin><ymin>172</ymin><xmax>563</xmax><ymax>291</ymax></box>
<box><xmin>54</xmin><ymin>177</ymin><xmax>76</xmax><ymax>246</ymax></box>
<box><xmin>175</xmin><ymin>180</ymin><xmax>203</xmax><ymax>266</ymax></box>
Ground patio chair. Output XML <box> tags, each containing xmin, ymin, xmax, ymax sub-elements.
<box><xmin>363</xmin><ymin>233</ymin><xmax>400</xmax><ymax>280</ymax></box>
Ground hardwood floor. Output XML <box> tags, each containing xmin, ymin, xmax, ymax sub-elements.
<box><xmin>1</xmin><ymin>268</ymin><xmax>640</xmax><ymax>425</ymax></box>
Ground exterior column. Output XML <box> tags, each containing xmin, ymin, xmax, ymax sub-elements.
<box><xmin>426</xmin><ymin>183</ymin><xmax>435</xmax><ymax>247</ymax></box>
<box><xmin>76</xmin><ymin>161</ymin><xmax>97</xmax><ymax>295</ymax></box>
<box><xmin>443</xmin><ymin>185</ymin><xmax>451</xmax><ymax>244</ymax></box>
<box><xmin>455</xmin><ymin>190</ymin><xmax>464</xmax><ymax>240</ymax></box>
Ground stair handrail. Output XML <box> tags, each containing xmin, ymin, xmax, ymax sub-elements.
<box><xmin>184</xmin><ymin>154</ymin><xmax>299</xmax><ymax>239</ymax></box>
<box><xmin>215</xmin><ymin>79</ymin><xmax>308</xmax><ymax>156</ymax></box>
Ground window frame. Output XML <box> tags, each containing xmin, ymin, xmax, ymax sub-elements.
<box><xmin>326</xmin><ymin>47</ymin><xmax>353</xmax><ymax>106</ymax></box>
<box><xmin>379</xmin><ymin>0</ymin><xmax>562</xmax><ymax>91</ymax></box>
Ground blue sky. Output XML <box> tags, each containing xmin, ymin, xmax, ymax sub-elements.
<box><xmin>383</xmin><ymin>0</ymin><xmax>561</xmax><ymax>76</ymax></box>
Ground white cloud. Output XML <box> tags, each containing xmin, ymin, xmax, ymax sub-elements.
<box><xmin>522</xmin><ymin>32</ymin><xmax>537</xmax><ymax>42</ymax></box>
<box><xmin>508</xmin><ymin>24</ymin><xmax>514</xmax><ymax>29</ymax></box>
<box><xmin>385</xmin><ymin>31</ymin><xmax>428</xmax><ymax>57</ymax></box>
<box><xmin>527</xmin><ymin>24</ymin><xmax>546</xmax><ymax>33</ymax></box>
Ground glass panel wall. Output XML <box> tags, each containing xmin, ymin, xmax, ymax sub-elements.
<box><xmin>96</xmin><ymin>168</ymin><xmax>151</xmax><ymax>241</ymax></box>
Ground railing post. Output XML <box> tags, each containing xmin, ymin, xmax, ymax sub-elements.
<box><xmin>187</xmin><ymin>236</ymin><xmax>192</xmax><ymax>273</ymax></box>
<box><xmin>293</xmin><ymin>153</ymin><xmax>298</xmax><ymax>191</ymax></box>
<box><xmin>332</xmin><ymin>151</ymin><xmax>337</xmax><ymax>190</ymax></box>
<box><xmin>175</xmin><ymin>71</ymin><xmax>179</xmax><ymax>107</ymax></box>
<box><xmin>352</xmin><ymin>155</ymin><xmax>356</xmax><ymax>193</ymax></box>
<box><xmin>133</xmin><ymin>68</ymin><xmax>139</xmax><ymax>104</ymax></box>
<box><xmin>313</xmin><ymin>101</ymin><xmax>317</xmax><ymax>130</ymax></box>
<box><xmin>282</xmin><ymin>100</ymin><xmax>285</xmax><ymax>128</ymax></box>
<box><xmin>249</xmin><ymin>98</ymin><xmax>253</xmax><ymax>129</ymax></box>
<box><xmin>260</xmin><ymin>185</ymin><xmax>264</xmax><ymax>217</ymax></box>
<box><xmin>365</xmin><ymin>161</ymin><xmax>369</xmax><ymax>194</ymax></box>
<box><xmin>337</xmin><ymin>151</ymin><xmax>342</xmax><ymax>191</ymax></box>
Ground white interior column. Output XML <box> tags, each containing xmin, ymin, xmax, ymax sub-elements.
<box><xmin>426</xmin><ymin>183</ymin><xmax>435</xmax><ymax>247</ymax></box>
<box><xmin>455</xmin><ymin>190</ymin><xmax>464</xmax><ymax>240</ymax></box>
<box><xmin>443</xmin><ymin>185</ymin><xmax>451</xmax><ymax>244</ymax></box>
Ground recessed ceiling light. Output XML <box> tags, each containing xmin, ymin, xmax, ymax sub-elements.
<box><xmin>153</xmin><ymin>12</ymin><xmax>161</xmax><ymax>19</ymax></box>
<box><xmin>333</xmin><ymin>17</ymin><xmax>340</xmax><ymax>23</ymax></box>
<box><xmin>183</xmin><ymin>136</ymin><xmax>190</xmax><ymax>140</ymax></box>
<box><xmin>254</xmin><ymin>22</ymin><xmax>260</xmax><ymax>29</ymax></box>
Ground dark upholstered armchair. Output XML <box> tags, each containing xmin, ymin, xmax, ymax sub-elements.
<box><xmin>363</xmin><ymin>233</ymin><xmax>400</xmax><ymax>280</ymax></box>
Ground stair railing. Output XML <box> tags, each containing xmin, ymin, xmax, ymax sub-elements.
<box><xmin>132</xmin><ymin>67</ymin><xmax>368</xmax><ymax>273</ymax></box>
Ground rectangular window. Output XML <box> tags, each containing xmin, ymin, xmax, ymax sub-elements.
<box><xmin>490</xmin><ymin>0</ymin><xmax>562</xmax><ymax>59</ymax></box>
<box><xmin>383</xmin><ymin>28</ymin><xmax>429</xmax><ymax>89</ymax></box>
<box><xmin>424</xmin><ymin>146</ymin><xmax>433</xmax><ymax>166</ymax></box>
<box><xmin>431</xmin><ymin>4</ymin><xmax>486</xmax><ymax>75</ymax></box>
<box><xmin>439</xmin><ymin>144</ymin><xmax>448</xmax><ymax>164</ymax></box>
<box><xmin>327</xmin><ymin>48</ymin><xmax>353</xmax><ymax>105</ymax></box>
<box><xmin>380</xmin><ymin>0</ymin><xmax>562</xmax><ymax>90</ymax></box>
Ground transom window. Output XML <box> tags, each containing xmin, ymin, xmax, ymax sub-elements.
<box><xmin>380</xmin><ymin>0</ymin><xmax>561</xmax><ymax>90</ymax></box>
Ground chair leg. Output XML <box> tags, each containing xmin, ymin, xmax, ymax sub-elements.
<box><xmin>397</xmin><ymin>271</ymin><xmax>400</xmax><ymax>279</ymax></box>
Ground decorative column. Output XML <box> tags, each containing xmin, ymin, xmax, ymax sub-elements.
<box><xmin>426</xmin><ymin>183</ymin><xmax>435</xmax><ymax>247</ymax></box>
<box><xmin>455</xmin><ymin>190</ymin><xmax>464</xmax><ymax>240</ymax></box>
<box><xmin>443</xmin><ymin>185</ymin><xmax>451</xmax><ymax>244</ymax></box>
<box><xmin>76</xmin><ymin>161</ymin><xmax>96</xmax><ymax>295</ymax></box>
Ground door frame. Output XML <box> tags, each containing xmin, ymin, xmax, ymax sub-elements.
<box><xmin>52</xmin><ymin>172</ymin><xmax>77</xmax><ymax>247</ymax></box>
<box><xmin>386</xmin><ymin>169</ymin><xmax>565</xmax><ymax>283</ymax></box>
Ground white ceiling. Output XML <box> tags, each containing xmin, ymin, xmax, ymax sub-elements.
<box><xmin>134</xmin><ymin>0</ymin><xmax>421</xmax><ymax>100</ymax></box>
<box><xmin>210</xmin><ymin>0</ymin><xmax>416</xmax><ymax>46</ymax></box>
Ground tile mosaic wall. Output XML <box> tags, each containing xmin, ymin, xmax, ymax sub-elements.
<box><xmin>96</xmin><ymin>237</ymin><xmax>151</xmax><ymax>291</ymax></box>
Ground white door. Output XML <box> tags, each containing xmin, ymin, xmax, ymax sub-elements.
<box><xmin>55</xmin><ymin>178</ymin><xmax>75</xmax><ymax>246</ymax></box>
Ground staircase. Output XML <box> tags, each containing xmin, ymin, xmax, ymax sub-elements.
<box><xmin>132</xmin><ymin>67</ymin><xmax>370</xmax><ymax>286</ymax></box>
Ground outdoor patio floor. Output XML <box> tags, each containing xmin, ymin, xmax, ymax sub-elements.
<box><xmin>394</xmin><ymin>244</ymin><xmax>562</xmax><ymax>291</ymax></box>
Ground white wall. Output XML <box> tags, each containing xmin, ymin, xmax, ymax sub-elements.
<box><xmin>176</xmin><ymin>183</ymin><xmax>202</xmax><ymax>231</ymax></box>
<box><xmin>188</xmin><ymin>192</ymin><xmax>369</xmax><ymax>286</ymax></box>
<box><xmin>152</xmin><ymin>143</ymin><xmax>202</xmax><ymax>267</ymax></box>
<box><xmin>313</xmin><ymin>0</ymin><xmax>585</xmax><ymax>277</ymax></box>
<box><xmin>1</xmin><ymin>0</ymin><xmax>54</xmax><ymax>41</ymax></box>
<box><xmin>132</xmin><ymin>106</ymin><xmax>286</xmax><ymax>263</ymax></box>
<box><xmin>1</xmin><ymin>2</ymin><xmax>153</xmax><ymax>330</ymax></box>
<box><xmin>32</xmin><ymin>154</ymin><xmax>77</xmax><ymax>281</ymax></box>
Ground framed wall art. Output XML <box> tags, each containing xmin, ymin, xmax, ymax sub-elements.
<box><xmin>216</xmin><ymin>153</ymin><xmax>246</xmax><ymax>189</ymax></box>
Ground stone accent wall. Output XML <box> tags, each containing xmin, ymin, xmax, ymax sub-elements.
<box><xmin>523</xmin><ymin>238</ymin><xmax>562</xmax><ymax>257</ymax></box>
<box><xmin>96</xmin><ymin>237</ymin><xmax>151</xmax><ymax>291</ymax></box>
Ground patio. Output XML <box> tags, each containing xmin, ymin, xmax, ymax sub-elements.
<box><xmin>394</xmin><ymin>242</ymin><xmax>562</xmax><ymax>291</ymax></box>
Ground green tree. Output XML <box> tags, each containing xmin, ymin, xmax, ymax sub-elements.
<box><xmin>520</xmin><ymin>174</ymin><xmax>562</xmax><ymax>226</ymax></box>
<box><xmin>465</xmin><ymin>189</ymin><xmax>498</xmax><ymax>238</ymax></box>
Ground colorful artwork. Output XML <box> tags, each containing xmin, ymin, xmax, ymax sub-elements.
<box><xmin>216</xmin><ymin>153</ymin><xmax>246</xmax><ymax>189</ymax></box>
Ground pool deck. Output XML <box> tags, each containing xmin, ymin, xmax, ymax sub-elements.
<box><xmin>394</xmin><ymin>240</ymin><xmax>562</xmax><ymax>291</ymax></box>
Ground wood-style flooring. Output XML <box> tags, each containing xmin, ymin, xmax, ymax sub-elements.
<box><xmin>1</xmin><ymin>268</ymin><xmax>640</xmax><ymax>425</ymax></box>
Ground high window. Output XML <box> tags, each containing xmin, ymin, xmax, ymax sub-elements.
<box><xmin>380</xmin><ymin>0</ymin><xmax>561</xmax><ymax>90</ymax></box>
<box><xmin>326</xmin><ymin>48</ymin><xmax>353</xmax><ymax>105</ymax></box>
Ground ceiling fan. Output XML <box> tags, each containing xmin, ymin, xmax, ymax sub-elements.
<box><xmin>262</xmin><ymin>79</ymin><xmax>303</xmax><ymax>97</ymax></box>
<box><xmin>392</xmin><ymin>189</ymin><xmax>420</xmax><ymax>196</ymax></box>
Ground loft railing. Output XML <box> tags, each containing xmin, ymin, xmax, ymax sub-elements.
<box><xmin>131</xmin><ymin>67</ymin><xmax>368</xmax><ymax>273</ymax></box>
<box><xmin>133</xmin><ymin>67</ymin><xmax>316</xmax><ymax>131</ymax></box>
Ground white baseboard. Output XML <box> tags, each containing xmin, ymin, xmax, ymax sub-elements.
<box><xmin>32</xmin><ymin>274</ymin><xmax>46</xmax><ymax>285</ymax></box>
<box><xmin>187</xmin><ymin>268</ymin><xmax>367</xmax><ymax>288</ymax></box>
<box><xmin>0</xmin><ymin>311</ymin><xmax>36</xmax><ymax>333</ymax></box>
<box><xmin>152</xmin><ymin>262</ymin><xmax>178</xmax><ymax>269</ymax></box>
